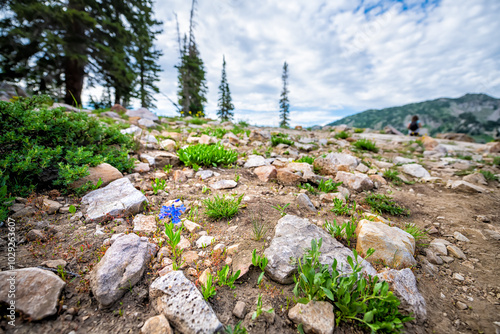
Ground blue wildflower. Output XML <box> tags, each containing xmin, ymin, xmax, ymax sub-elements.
<box><xmin>158</xmin><ymin>199</ymin><xmax>186</xmax><ymax>224</ymax></box>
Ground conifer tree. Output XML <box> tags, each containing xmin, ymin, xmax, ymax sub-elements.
<box><xmin>217</xmin><ymin>55</ymin><xmax>234</xmax><ymax>121</ymax></box>
<box><xmin>175</xmin><ymin>0</ymin><xmax>208</xmax><ymax>117</ymax></box>
<box><xmin>279</xmin><ymin>61</ymin><xmax>290</xmax><ymax>128</ymax></box>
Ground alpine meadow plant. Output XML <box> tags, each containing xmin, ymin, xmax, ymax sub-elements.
<box><xmin>365</xmin><ymin>193</ymin><xmax>410</xmax><ymax>216</ymax></box>
<box><xmin>0</xmin><ymin>96</ymin><xmax>136</xmax><ymax>196</ymax></box>
<box><xmin>252</xmin><ymin>249</ymin><xmax>268</xmax><ymax>284</ymax></box>
<box><xmin>353</xmin><ymin>138</ymin><xmax>379</xmax><ymax>153</ymax></box>
<box><xmin>203</xmin><ymin>194</ymin><xmax>243</xmax><ymax>220</ymax></box>
<box><xmin>178</xmin><ymin>142</ymin><xmax>238</xmax><ymax>168</ymax></box>
<box><xmin>201</xmin><ymin>272</ymin><xmax>217</xmax><ymax>300</ymax></box>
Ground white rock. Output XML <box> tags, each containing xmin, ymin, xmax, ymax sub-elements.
<box><xmin>401</xmin><ymin>164</ymin><xmax>431</xmax><ymax>178</ymax></box>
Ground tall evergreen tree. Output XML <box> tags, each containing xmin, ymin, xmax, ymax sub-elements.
<box><xmin>217</xmin><ymin>55</ymin><xmax>234</xmax><ymax>121</ymax></box>
<box><xmin>279</xmin><ymin>61</ymin><xmax>290</xmax><ymax>128</ymax></box>
<box><xmin>175</xmin><ymin>0</ymin><xmax>208</xmax><ymax>117</ymax></box>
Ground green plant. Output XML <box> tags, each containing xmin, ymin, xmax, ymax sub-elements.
<box><xmin>272</xmin><ymin>203</ymin><xmax>290</xmax><ymax>217</ymax></box>
<box><xmin>163</xmin><ymin>164</ymin><xmax>173</xmax><ymax>173</ymax></box>
<box><xmin>298</xmin><ymin>182</ymin><xmax>318</xmax><ymax>195</ymax></box>
<box><xmin>68</xmin><ymin>204</ymin><xmax>76</xmax><ymax>215</ymax></box>
<box><xmin>203</xmin><ymin>127</ymin><xmax>228</xmax><ymax>139</ymax></box>
<box><xmin>317</xmin><ymin>179</ymin><xmax>343</xmax><ymax>193</ymax></box>
<box><xmin>295</xmin><ymin>156</ymin><xmax>315</xmax><ymax>164</ymax></box>
<box><xmin>352</xmin><ymin>138</ymin><xmax>379</xmax><ymax>153</ymax></box>
<box><xmin>252</xmin><ymin>218</ymin><xmax>268</xmax><ymax>241</ymax></box>
<box><xmin>344</xmin><ymin>216</ymin><xmax>357</xmax><ymax>247</ymax></box>
<box><xmin>201</xmin><ymin>272</ymin><xmax>217</xmax><ymax>300</ymax></box>
<box><xmin>234</xmin><ymin>174</ymin><xmax>240</xmax><ymax>182</ymax></box>
<box><xmin>178</xmin><ymin>142</ymin><xmax>238</xmax><ymax>167</ymax></box>
<box><xmin>404</xmin><ymin>223</ymin><xmax>428</xmax><ymax>242</ymax></box>
<box><xmin>330</xmin><ymin>198</ymin><xmax>351</xmax><ymax>216</ymax></box>
<box><xmin>324</xmin><ymin>220</ymin><xmax>345</xmax><ymax>239</ymax></box>
<box><xmin>383</xmin><ymin>169</ymin><xmax>414</xmax><ymax>186</ymax></box>
<box><xmin>224</xmin><ymin>321</ymin><xmax>247</xmax><ymax>334</ymax></box>
<box><xmin>334</xmin><ymin>131</ymin><xmax>350</xmax><ymax>140</ymax></box>
<box><xmin>271</xmin><ymin>134</ymin><xmax>294</xmax><ymax>147</ymax></box>
<box><xmin>202</xmin><ymin>185</ymin><xmax>210</xmax><ymax>194</ymax></box>
<box><xmin>354</xmin><ymin>128</ymin><xmax>365</xmax><ymax>133</ymax></box>
<box><xmin>217</xmin><ymin>265</ymin><xmax>241</xmax><ymax>289</ymax></box>
<box><xmin>164</xmin><ymin>222</ymin><xmax>184</xmax><ymax>269</ymax></box>
<box><xmin>0</xmin><ymin>179</ymin><xmax>15</xmax><ymax>222</ymax></box>
<box><xmin>493</xmin><ymin>156</ymin><xmax>500</xmax><ymax>166</ymax></box>
<box><xmin>56</xmin><ymin>265</ymin><xmax>66</xmax><ymax>281</ymax></box>
<box><xmin>151</xmin><ymin>178</ymin><xmax>167</xmax><ymax>195</ymax></box>
<box><xmin>252</xmin><ymin>294</ymin><xmax>273</xmax><ymax>320</ymax></box>
<box><xmin>480</xmin><ymin>170</ymin><xmax>498</xmax><ymax>182</ymax></box>
<box><xmin>0</xmin><ymin>96</ymin><xmax>135</xmax><ymax>196</ymax></box>
<box><xmin>365</xmin><ymin>193</ymin><xmax>410</xmax><ymax>216</ymax></box>
<box><xmin>252</xmin><ymin>249</ymin><xmax>268</xmax><ymax>284</ymax></box>
<box><xmin>293</xmin><ymin>239</ymin><xmax>412</xmax><ymax>332</ymax></box>
<box><xmin>203</xmin><ymin>194</ymin><xmax>244</xmax><ymax>220</ymax></box>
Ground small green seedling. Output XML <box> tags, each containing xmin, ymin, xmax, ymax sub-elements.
<box><xmin>217</xmin><ymin>265</ymin><xmax>241</xmax><ymax>289</ymax></box>
<box><xmin>252</xmin><ymin>249</ymin><xmax>268</xmax><ymax>284</ymax></box>
<box><xmin>252</xmin><ymin>294</ymin><xmax>273</xmax><ymax>320</ymax></box>
<box><xmin>201</xmin><ymin>272</ymin><xmax>217</xmax><ymax>300</ymax></box>
<box><xmin>272</xmin><ymin>203</ymin><xmax>290</xmax><ymax>217</ymax></box>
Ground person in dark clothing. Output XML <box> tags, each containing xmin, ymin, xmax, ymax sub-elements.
<box><xmin>407</xmin><ymin>115</ymin><xmax>421</xmax><ymax>136</ymax></box>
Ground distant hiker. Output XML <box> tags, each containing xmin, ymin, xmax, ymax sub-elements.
<box><xmin>407</xmin><ymin>115</ymin><xmax>421</xmax><ymax>136</ymax></box>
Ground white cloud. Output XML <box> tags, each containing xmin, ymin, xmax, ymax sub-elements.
<box><xmin>86</xmin><ymin>0</ymin><xmax>500</xmax><ymax>127</ymax></box>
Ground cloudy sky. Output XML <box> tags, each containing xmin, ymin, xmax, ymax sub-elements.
<box><xmin>129</xmin><ymin>0</ymin><xmax>500</xmax><ymax>127</ymax></box>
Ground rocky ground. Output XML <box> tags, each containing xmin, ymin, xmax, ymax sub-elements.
<box><xmin>1</xmin><ymin>108</ymin><xmax>499</xmax><ymax>334</ymax></box>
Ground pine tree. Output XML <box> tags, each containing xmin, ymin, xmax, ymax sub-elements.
<box><xmin>279</xmin><ymin>61</ymin><xmax>290</xmax><ymax>128</ymax></box>
<box><xmin>175</xmin><ymin>0</ymin><xmax>208</xmax><ymax>117</ymax></box>
<box><xmin>217</xmin><ymin>55</ymin><xmax>234</xmax><ymax>121</ymax></box>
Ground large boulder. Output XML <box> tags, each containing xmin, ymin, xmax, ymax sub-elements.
<box><xmin>0</xmin><ymin>268</ymin><xmax>65</xmax><ymax>320</ymax></box>
<box><xmin>90</xmin><ymin>233</ymin><xmax>157</xmax><ymax>308</ymax></box>
<box><xmin>377</xmin><ymin>268</ymin><xmax>427</xmax><ymax>319</ymax></box>
<box><xmin>401</xmin><ymin>164</ymin><xmax>431</xmax><ymax>179</ymax></box>
<box><xmin>334</xmin><ymin>171</ymin><xmax>374</xmax><ymax>192</ymax></box>
<box><xmin>356</xmin><ymin>219</ymin><xmax>416</xmax><ymax>269</ymax></box>
<box><xmin>81</xmin><ymin>178</ymin><xmax>148</xmax><ymax>222</ymax></box>
<box><xmin>70</xmin><ymin>163</ymin><xmax>123</xmax><ymax>189</ymax></box>
<box><xmin>150</xmin><ymin>271</ymin><xmax>223</xmax><ymax>334</ymax></box>
<box><xmin>264</xmin><ymin>215</ymin><xmax>376</xmax><ymax>284</ymax></box>
<box><xmin>126</xmin><ymin>107</ymin><xmax>159</xmax><ymax>121</ymax></box>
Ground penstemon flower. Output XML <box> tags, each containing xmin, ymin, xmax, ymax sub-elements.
<box><xmin>158</xmin><ymin>199</ymin><xmax>186</xmax><ymax>224</ymax></box>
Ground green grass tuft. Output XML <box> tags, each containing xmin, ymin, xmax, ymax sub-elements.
<box><xmin>365</xmin><ymin>193</ymin><xmax>409</xmax><ymax>216</ymax></box>
<box><xmin>203</xmin><ymin>194</ymin><xmax>243</xmax><ymax>220</ymax></box>
<box><xmin>178</xmin><ymin>142</ymin><xmax>238</xmax><ymax>167</ymax></box>
<box><xmin>352</xmin><ymin>138</ymin><xmax>379</xmax><ymax>153</ymax></box>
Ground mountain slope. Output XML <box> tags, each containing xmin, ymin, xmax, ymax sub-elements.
<box><xmin>327</xmin><ymin>94</ymin><xmax>500</xmax><ymax>142</ymax></box>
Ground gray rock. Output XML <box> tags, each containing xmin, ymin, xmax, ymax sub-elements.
<box><xmin>264</xmin><ymin>215</ymin><xmax>376</xmax><ymax>284</ymax></box>
<box><xmin>150</xmin><ymin>271</ymin><xmax>223</xmax><ymax>334</ymax></box>
<box><xmin>121</xmin><ymin>125</ymin><xmax>142</xmax><ymax>136</ymax></box>
<box><xmin>377</xmin><ymin>268</ymin><xmax>427</xmax><ymax>319</ymax></box>
<box><xmin>334</xmin><ymin>171</ymin><xmax>374</xmax><ymax>192</ymax></box>
<box><xmin>297</xmin><ymin>193</ymin><xmax>317</xmax><ymax>213</ymax></box>
<box><xmin>244</xmin><ymin>155</ymin><xmax>268</xmax><ymax>168</ymax></box>
<box><xmin>133</xmin><ymin>214</ymin><xmax>158</xmax><ymax>234</ymax></box>
<box><xmin>447</xmin><ymin>245</ymin><xmax>467</xmax><ymax>260</ymax></box>
<box><xmin>453</xmin><ymin>231</ymin><xmax>470</xmax><ymax>242</ymax></box>
<box><xmin>195</xmin><ymin>170</ymin><xmax>215</xmax><ymax>180</ymax></box>
<box><xmin>81</xmin><ymin>178</ymin><xmax>148</xmax><ymax>222</ymax></box>
<box><xmin>142</xmin><ymin>134</ymin><xmax>159</xmax><ymax>144</ymax></box>
<box><xmin>126</xmin><ymin>107</ymin><xmax>159</xmax><ymax>121</ymax></box>
<box><xmin>90</xmin><ymin>233</ymin><xmax>157</xmax><ymax>308</ymax></box>
<box><xmin>196</xmin><ymin>235</ymin><xmax>216</xmax><ymax>248</ymax></box>
<box><xmin>447</xmin><ymin>180</ymin><xmax>485</xmax><ymax>193</ymax></box>
<box><xmin>233</xmin><ymin>301</ymin><xmax>247</xmax><ymax>319</ymax></box>
<box><xmin>209</xmin><ymin>179</ymin><xmax>237</xmax><ymax>190</ymax></box>
<box><xmin>102</xmin><ymin>111</ymin><xmax>121</xmax><ymax>118</ymax></box>
<box><xmin>288</xmin><ymin>301</ymin><xmax>335</xmax><ymax>334</ymax></box>
<box><xmin>429</xmin><ymin>239</ymin><xmax>450</xmax><ymax>256</ymax></box>
<box><xmin>148</xmin><ymin>151</ymin><xmax>181</xmax><ymax>168</ymax></box>
<box><xmin>401</xmin><ymin>164</ymin><xmax>431</xmax><ymax>178</ymax></box>
<box><xmin>324</xmin><ymin>153</ymin><xmax>359</xmax><ymax>170</ymax></box>
<box><xmin>295</xmin><ymin>142</ymin><xmax>315</xmax><ymax>151</ymax></box>
<box><xmin>0</xmin><ymin>268</ymin><xmax>65</xmax><ymax>320</ymax></box>
<box><xmin>140</xmin><ymin>153</ymin><xmax>155</xmax><ymax>165</ymax></box>
<box><xmin>393</xmin><ymin>157</ymin><xmax>416</xmax><ymax>165</ymax></box>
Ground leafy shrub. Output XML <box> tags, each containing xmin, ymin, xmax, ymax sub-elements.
<box><xmin>293</xmin><ymin>239</ymin><xmax>413</xmax><ymax>332</ymax></box>
<box><xmin>295</xmin><ymin>156</ymin><xmax>315</xmax><ymax>164</ymax></box>
<box><xmin>178</xmin><ymin>143</ymin><xmax>238</xmax><ymax>167</ymax></box>
<box><xmin>0</xmin><ymin>96</ymin><xmax>135</xmax><ymax>196</ymax></box>
<box><xmin>0</xmin><ymin>179</ymin><xmax>15</xmax><ymax>223</ymax></box>
<box><xmin>317</xmin><ymin>179</ymin><xmax>343</xmax><ymax>193</ymax></box>
<box><xmin>271</xmin><ymin>134</ymin><xmax>294</xmax><ymax>146</ymax></box>
<box><xmin>365</xmin><ymin>194</ymin><xmax>409</xmax><ymax>216</ymax></box>
<box><xmin>202</xmin><ymin>127</ymin><xmax>228</xmax><ymax>139</ymax></box>
<box><xmin>203</xmin><ymin>194</ymin><xmax>243</xmax><ymax>220</ymax></box>
<box><xmin>480</xmin><ymin>170</ymin><xmax>498</xmax><ymax>181</ymax></box>
<box><xmin>334</xmin><ymin>131</ymin><xmax>350</xmax><ymax>140</ymax></box>
<box><xmin>353</xmin><ymin>138</ymin><xmax>379</xmax><ymax>153</ymax></box>
<box><xmin>353</xmin><ymin>128</ymin><xmax>365</xmax><ymax>133</ymax></box>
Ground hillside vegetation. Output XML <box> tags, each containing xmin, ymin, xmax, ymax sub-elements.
<box><xmin>328</xmin><ymin>93</ymin><xmax>500</xmax><ymax>142</ymax></box>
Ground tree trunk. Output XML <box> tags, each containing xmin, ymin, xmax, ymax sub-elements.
<box><xmin>64</xmin><ymin>58</ymin><xmax>85</xmax><ymax>106</ymax></box>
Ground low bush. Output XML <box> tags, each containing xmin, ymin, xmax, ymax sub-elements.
<box><xmin>365</xmin><ymin>193</ymin><xmax>409</xmax><ymax>216</ymax></box>
<box><xmin>0</xmin><ymin>96</ymin><xmax>135</xmax><ymax>197</ymax></box>
<box><xmin>334</xmin><ymin>131</ymin><xmax>350</xmax><ymax>140</ymax></box>
<box><xmin>178</xmin><ymin>143</ymin><xmax>238</xmax><ymax>167</ymax></box>
<box><xmin>295</xmin><ymin>156</ymin><xmax>315</xmax><ymax>164</ymax></box>
<box><xmin>353</xmin><ymin>138</ymin><xmax>379</xmax><ymax>153</ymax></box>
<box><xmin>353</xmin><ymin>128</ymin><xmax>365</xmax><ymax>133</ymax></box>
<box><xmin>271</xmin><ymin>134</ymin><xmax>294</xmax><ymax>147</ymax></box>
<box><xmin>203</xmin><ymin>194</ymin><xmax>243</xmax><ymax>220</ymax></box>
<box><xmin>293</xmin><ymin>239</ymin><xmax>413</xmax><ymax>332</ymax></box>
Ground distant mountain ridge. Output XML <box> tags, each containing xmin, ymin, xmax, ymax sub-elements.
<box><xmin>327</xmin><ymin>94</ymin><xmax>500</xmax><ymax>142</ymax></box>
